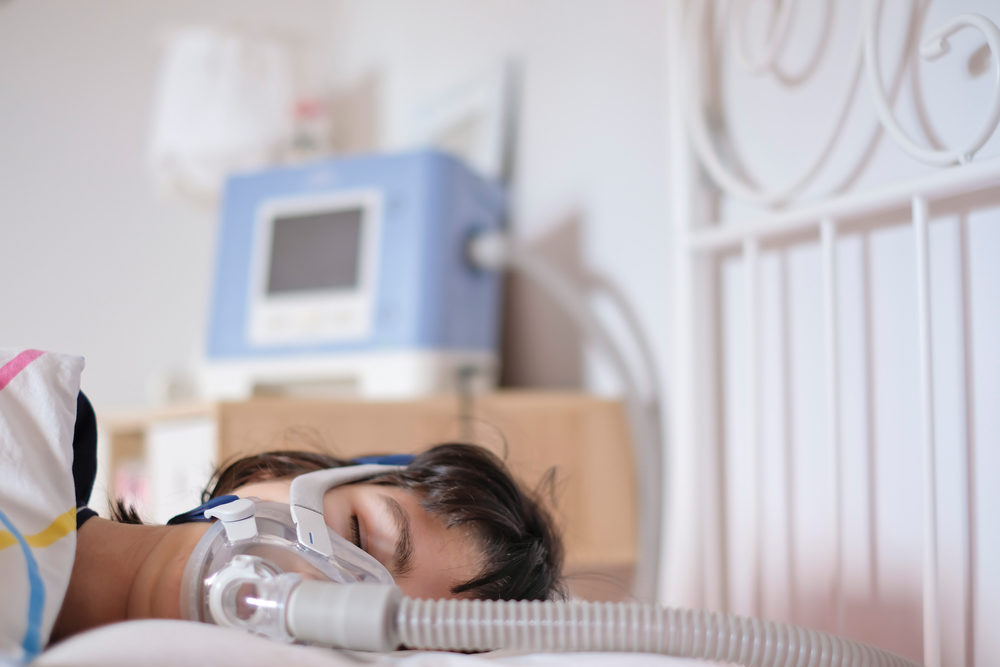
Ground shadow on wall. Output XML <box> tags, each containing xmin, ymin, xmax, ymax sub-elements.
<box><xmin>500</xmin><ymin>215</ymin><xmax>586</xmax><ymax>388</ymax></box>
<box><xmin>499</xmin><ymin>214</ymin><xmax>663</xmax><ymax>412</ymax></box>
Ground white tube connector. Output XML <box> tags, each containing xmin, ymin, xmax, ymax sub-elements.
<box><xmin>286</xmin><ymin>582</ymin><xmax>401</xmax><ymax>651</ymax></box>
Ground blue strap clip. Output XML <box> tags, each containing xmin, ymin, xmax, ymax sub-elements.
<box><xmin>167</xmin><ymin>494</ymin><xmax>239</xmax><ymax>525</ymax></box>
<box><xmin>351</xmin><ymin>454</ymin><xmax>415</xmax><ymax>466</ymax></box>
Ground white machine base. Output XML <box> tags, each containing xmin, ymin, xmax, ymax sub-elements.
<box><xmin>200</xmin><ymin>350</ymin><xmax>498</xmax><ymax>400</ymax></box>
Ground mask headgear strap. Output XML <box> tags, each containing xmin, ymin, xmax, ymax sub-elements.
<box><xmin>289</xmin><ymin>464</ymin><xmax>404</xmax><ymax>556</ymax></box>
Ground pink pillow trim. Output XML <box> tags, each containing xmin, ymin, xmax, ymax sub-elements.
<box><xmin>0</xmin><ymin>349</ymin><xmax>45</xmax><ymax>391</ymax></box>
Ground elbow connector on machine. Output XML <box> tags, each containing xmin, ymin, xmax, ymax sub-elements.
<box><xmin>465</xmin><ymin>229</ymin><xmax>511</xmax><ymax>272</ymax></box>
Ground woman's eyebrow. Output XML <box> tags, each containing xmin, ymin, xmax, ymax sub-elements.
<box><xmin>380</xmin><ymin>495</ymin><xmax>413</xmax><ymax>576</ymax></box>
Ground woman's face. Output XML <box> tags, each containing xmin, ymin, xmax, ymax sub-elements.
<box><xmin>231</xmin><ymin>478</ymin><xmax>482</xmax><ymax>599</ymax></box>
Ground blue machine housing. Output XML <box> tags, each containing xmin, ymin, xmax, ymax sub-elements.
<box><xmin>206</xmin><ymin>149</ymin><xmax>505</xmax><ymax>362</ymax></box>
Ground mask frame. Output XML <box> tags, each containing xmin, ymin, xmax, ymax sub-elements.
<box><xmin>181</xmin><ymin>462</ymin><xmax>405</xmax><ymax>638</ymax></box>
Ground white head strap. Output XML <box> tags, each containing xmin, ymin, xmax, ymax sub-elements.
<box><xmin>289</xmin><ymin>464</ymin><xmax>404</xmax><ymax>556</ymax></box>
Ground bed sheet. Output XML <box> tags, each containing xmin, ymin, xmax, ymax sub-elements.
<box><xmin>32</xmin><ymin>620</ymin><xmax>717</xmax><ymax>667</ymax></box>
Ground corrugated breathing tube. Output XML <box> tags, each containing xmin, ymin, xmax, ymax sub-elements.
<box><xmin>284</xmin><ymin>582</ymin><xmax>921</xmax><ymax>667</ymax></box>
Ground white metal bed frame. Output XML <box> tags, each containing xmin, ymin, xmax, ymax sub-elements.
<box><xmin>661</xmin><ymin>2</ymin><xmax>999</xmax><ymax>666</ymax></box>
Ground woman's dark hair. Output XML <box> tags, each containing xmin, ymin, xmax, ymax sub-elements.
<box><xmin>202</xmin><ymin>443</ymin><xmax>565</xmax><ymax>602</ymax></box>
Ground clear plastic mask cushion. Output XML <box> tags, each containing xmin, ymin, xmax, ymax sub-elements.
<box><xmin>181</xmin><ymin>464</ymin><xmax>403</xmax><ymax>639</ymax></box>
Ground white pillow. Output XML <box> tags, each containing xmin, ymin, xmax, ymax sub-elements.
<box><xmin>0</xmin><ymin>349</ymin><xmax>84</xmax><ymax>664</ymax></box>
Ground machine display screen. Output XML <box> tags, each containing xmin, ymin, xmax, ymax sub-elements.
<box><xmin>266</xmin><ymin>208</ymin><xmax>363</xmax><ymax>294</ymax></box>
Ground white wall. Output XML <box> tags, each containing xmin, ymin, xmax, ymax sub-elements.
<box><xmin>0</xmin><ymin>0</ymin><xmax>672</xmax><ymax>413</ymax></box>
<box><xmin>0</xmin><ymin>0</ymin><xmax>342</xmax><ymax>409</ymax></box>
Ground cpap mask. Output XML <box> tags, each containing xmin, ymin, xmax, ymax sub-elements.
<box><xmin>179</xmin><ymin>462</ymin><xmax>920</xmax><ymax>667</ymax></box>
<box><xmin>180</xmin><ymin>463</ymin><xmax>400</xmax><ymax>641</ymax></box>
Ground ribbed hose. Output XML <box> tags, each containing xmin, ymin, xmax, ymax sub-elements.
<box><xmin>396</xmin><ymin>598</ymin><xmax>921</xmax><ymax>667</ymax></box>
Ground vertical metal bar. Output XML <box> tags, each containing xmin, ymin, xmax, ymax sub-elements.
<box><xmin>913</xmin><ymin>195</ymin><xmax>941</xmax><ymax>667</ymax></box>
<box><xmin>860</xmin><ymin>236</ymin><xmax>881</xmax><ymax>599</ymax></box>
<box><xmin>743</xmin><ymin>237</ymin><xmax>763</xmax><ymax>618</ymax></box>
<box><xmin>704</xmin><ymin>257</ymin><xmax>729</xmax><ymax>614</ymax></box>
<box><xmin>821</xmin><ymin>218</ymin><xmax>844</xmax><ymax>631</ymax></box>
<box><xmin>663</xmin><ymin>0</ymin><xmax>716</xmax><ymax>610</ymax></box>
<box><xmin>779</xmin><ymin>253</ymin><xmax>799</xmax><ymax>621</ymax></box>
<box><xmin>958</xmin><ymin>216</ymin><xmax>977</xmax><ymax>667</ymax></box>
<box><xmin>666</xmin><ymin>236</ymin><xmax>705</xmax><ymax>608</ymax></box>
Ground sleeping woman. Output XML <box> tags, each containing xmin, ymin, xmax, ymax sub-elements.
<box><xmin>51</xmin><ymin>393</ymin><xmax>565</xmax><ymax>642</ymax></box>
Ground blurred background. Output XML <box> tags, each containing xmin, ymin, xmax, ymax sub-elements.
<box><xmin>0</xmin><ymin>0</ymin><xmax>671</xmax><ymax>410</ymax></box>
<box><xmin>3</xmin><ymin>1</ymin><xmax>1000</xmax><ymax>659</ymax></box>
